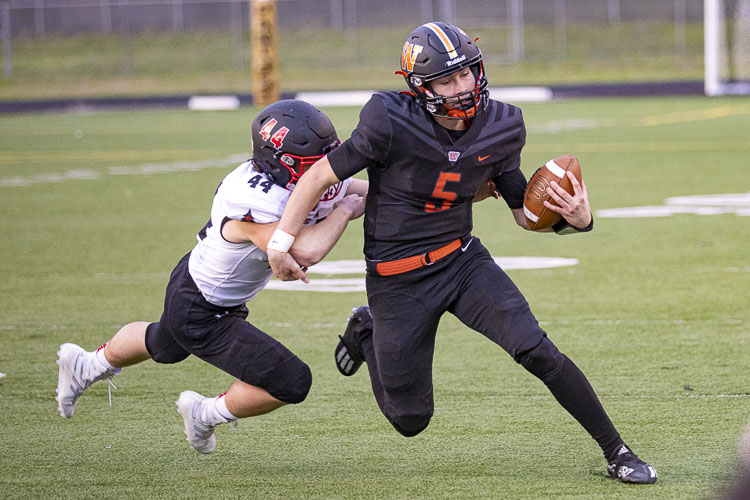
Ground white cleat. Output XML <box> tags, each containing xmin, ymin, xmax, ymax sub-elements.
<box><xmin>176</xmin><ymin>391</ymin><xmax>217</xmax><ymax>454</ymax></box>
<box><xmin>56</xmin><ymin>343</ymin><xmax>116</xmax><ymax>418</ymax></box>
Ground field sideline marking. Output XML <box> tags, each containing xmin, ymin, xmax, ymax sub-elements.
<box><xmin>526</xmin><ymin>141</ymin><xmax>750</xmax><ymax>153</ymax></box>
<box><xmin>640</xmin><ymin>104</ymin><xmax>750</xmax><ymax>127</ymax></box>
<box><xmin>0</xmin><ymin>149</ymin><xmax>235</xmax><ymax>164</ymax></box>
<box><xmin>597</xmin><ymin>191</ymin><xmax>750</xmax><ymax>218</ymax></box>
<box><xmin>0</xmin><ymin>153</ymin><xmax>246</xmax><ymax>187</ymax></box>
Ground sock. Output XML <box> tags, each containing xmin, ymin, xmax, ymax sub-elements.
<box><xmin>209</xmin><ymin>393</ymin><xmax>237</xmax><ymax>424</ymax></box>
<box><xmin>542</xmin><ymin>355</ymin><xmax>625</xmax><ymax>460</ymax></box>
<box><xmin>94</xmin><ymin>344</ymin><xmax>122</xmax><ymax>375</ymax></box>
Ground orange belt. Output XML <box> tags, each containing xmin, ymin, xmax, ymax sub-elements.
<box><xmin>374</xmin><ymin>238</ymin><xmax>463</xmax><ymax>276</ymax></box>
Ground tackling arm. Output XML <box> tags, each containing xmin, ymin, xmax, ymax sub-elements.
<box><xmin>222</xmin><ymin>190</ymin><xmax>364</xmax><ymax>268</ymax></box>
<box><xmin>346</xmin><ymin>178</ymin><xmax>369</xmax><ymax>197</ymax></box>
<box><xmin>473</xmin><ymin>179</ymin><xmax>500</xmax><ymax>203</ymax></box>
<box><xmin>267</xmin><ymin>156</ymin><xmax>342</xmax><ymax>282</ymax></box>
<box><xmin>290</xmin><ymin>193</ymin><xmax>364</xmax><ymax>267</ymax></box>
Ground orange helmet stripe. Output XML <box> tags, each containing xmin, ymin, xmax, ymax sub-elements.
<box><xmin>423</xmin><ymin>22</ymin><xmax>458</xmax><ymax>59</ymax></box>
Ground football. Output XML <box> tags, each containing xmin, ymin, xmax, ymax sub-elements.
<box><xmin>523</xmin><ymin>155</ymin><xmax>582</xmax><ymax>231</ymax></box>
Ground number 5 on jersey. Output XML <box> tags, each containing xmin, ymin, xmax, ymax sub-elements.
<box><xmin>425</xmin><ymin>172</ymin><xmax>461</xmax><ymax>212</ymax></box>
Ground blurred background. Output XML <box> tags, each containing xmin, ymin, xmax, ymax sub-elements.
<box><xmin>0</xmin><ymin>0</ymin><xmax>748</xmax><ymax>101</ymax></box>
<box><xmin>0</xmin><ymin>0</ymin><xmax>736</xmax><ymax>100</ymax></box>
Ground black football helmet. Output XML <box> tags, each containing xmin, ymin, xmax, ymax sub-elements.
<box><xmin>398</xmin><ymin>22</ymin><xmax>489</xmax><ymax>119</ymax></box>
<box><xmin>251</xmin><ymin>99</ymin><xmax>340</xmax><ymax>190</ymax></box>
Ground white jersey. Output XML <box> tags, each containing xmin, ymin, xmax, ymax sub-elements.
<box><xmin>188</xmin><ymin>160</ymin><xmax>352</xmax><ymax>307</ymax></box>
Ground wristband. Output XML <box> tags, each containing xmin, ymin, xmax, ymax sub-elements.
<box><xmin>553</xmin><ymin>214</ymin><xmax>594</xmax><ymax>235</ymax></box>
<box><xmin>267</xmin><ymin>229</ymin><xmax>296</xmax><ymax>252</ymax></box>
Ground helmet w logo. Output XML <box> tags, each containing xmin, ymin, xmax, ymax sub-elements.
<box><xmin>401</xmin><ymin>42</ymin><xmax>424</xmax><ymax>72</ymax></box>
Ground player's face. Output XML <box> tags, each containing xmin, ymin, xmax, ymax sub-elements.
<box><xmin>430</xmin><ymin>68</ymin><xmax>475</xmax><ymax>104</ymax></box>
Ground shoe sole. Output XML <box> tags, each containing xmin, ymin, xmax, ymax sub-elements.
<box><xmin>608</xmin><ymin>465</ymin><xmax>658</xmax><ymax>484</ymax></box>
<box><xmin>335</xmin><ymin>306</ymin><xmax>371</xmax><ymax>376</ymax></box>
<box><xmin>617</xmin><ymin>466</ymin><xmax>658</xmax><ymax>484</ymax></box>
<box><xmin>335</xmin><ymin>337</ymin><xmax>363</xmax><ymax>376</ymax></box>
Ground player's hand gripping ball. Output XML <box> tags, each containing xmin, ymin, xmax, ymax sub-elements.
<box><xmin>523</xmin><ymin>155</ymin><xmax>583</xmax><ymax>231</ymax></box>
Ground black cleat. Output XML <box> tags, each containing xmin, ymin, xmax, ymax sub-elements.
<box><xmin>607</xmin><ymin>445</ymin><xmax>658</xmax><ymax>484</ymax></box>
<box><xmin>335</xmin><ymin>305</ymin><xmax>373</xmax><ymax>376</ymax></box>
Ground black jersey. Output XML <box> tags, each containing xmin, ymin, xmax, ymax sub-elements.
<box><xmin>328</xmin><ymin>91</ymin><xmax>526</xmax><ymax>262</ymax></box>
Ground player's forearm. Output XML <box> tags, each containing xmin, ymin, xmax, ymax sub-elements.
<box><xmin>277</xmin><ymin>157</ymin><xmax>339</xmax><ymax>238</ymax></box>
<box><xmin>512</xmin><ymin>207</ymin><xmax>553</xmax><ymax>232</ymax></box>
<box><xmin>290</xmin><ymin>205</ymin><xmax>355</xmax><ymax>267</ymax></box>
<box><xmin>267</xmin><ymin>157</ymin><xmax>343</xmax><ymax>282</ymax></box>
<box><xmin>346</xmin><ymin>178</ymin><xmax>369</xmax><ymax>196</ymax></box>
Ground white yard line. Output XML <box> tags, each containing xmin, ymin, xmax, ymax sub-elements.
<box><xmin>0</xmin><ymin>153</ymin><xmax>247</xmax><ymax>187</ymax></box>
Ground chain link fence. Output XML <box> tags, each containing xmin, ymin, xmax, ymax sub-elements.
<box><xmin>1</xmin><ymin>0</ymin><xmax>705</xmax><ymax>37</ymax></box>
<box><xmin>0</xmin><ymin>0</ymin><xmax>710</xmax><ymax>93</ymax></box>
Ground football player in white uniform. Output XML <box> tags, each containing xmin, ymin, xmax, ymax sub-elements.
<box><xmin>55</xmin><ymin>100</ymin><xmax>367</xmax><ymax>454</ymax></box>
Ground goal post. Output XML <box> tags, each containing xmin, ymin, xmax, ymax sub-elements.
<box><xmin>704</xmin><ymin>0</ymin><xmax>750</xmax><ymax>95</ymax></box>
<box><xmin>704</xmin><ymin>0</ymin><xmax>723</xmax><ymax>95</ymax></box>
<box><xmin>251</xmin><ymin>0</ymin><xmax>280</xmax><ymax>106</ymax></box>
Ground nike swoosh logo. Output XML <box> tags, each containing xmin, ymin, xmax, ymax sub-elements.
<box><xmin>478</xmin><ymin>155</ymin><xmax>491</xmax><ymax>162</ymax></box>
<box><xmin>461</xmin><ymin>237</ymin><xmax>474</xmax><ymax>252</ymax></box>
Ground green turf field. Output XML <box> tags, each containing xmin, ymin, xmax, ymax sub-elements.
<box><xmin>1</xmin><ymin>97</ymin><xmax>749</xmax><ymax>499</ymax></box>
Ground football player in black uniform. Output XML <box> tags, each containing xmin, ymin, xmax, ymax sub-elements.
<box><xmin>267</xmin><ymin>22</ymin><xmax>657</xmax><ymax>484</ymax></box>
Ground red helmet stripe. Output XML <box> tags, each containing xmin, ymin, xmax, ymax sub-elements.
<box><xmin>423</xmin><ymin>23</ymin><xmax>458</xmax><ymax>59</ymax></box>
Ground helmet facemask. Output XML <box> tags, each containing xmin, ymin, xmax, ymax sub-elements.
<box><xmin>418</xmin><ymin>63</ymin><xmax>489</xmax><ymax>119</ymax></box>
<box><xmin>399</xmin><ymin>22</ymin><xmax>490</xmax><ymax>120</ymax></box>
<box><xmin>271</xmin><ymin>141</ymin><xmax>340</xmax><ymax>189</ymax></box>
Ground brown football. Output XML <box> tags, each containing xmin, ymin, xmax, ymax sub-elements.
<box><xmin>523</xmin><ymin>155</ymin><xmax>583</xmax><ymax>231</ymax></box>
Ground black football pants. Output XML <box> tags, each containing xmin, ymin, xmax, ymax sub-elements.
<box><xmin>362</xmin><ymin>238</ymin><xmax>622</xmax><ymax>458</ymax></box>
